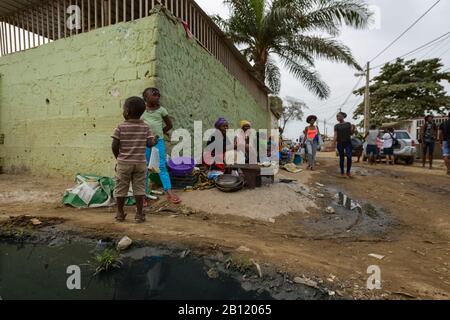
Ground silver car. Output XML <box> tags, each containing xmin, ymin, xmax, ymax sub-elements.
<box><xmin>363</xmin><ymin>130</ymin><xmax>417</xmax><ymax>165</ymax></box>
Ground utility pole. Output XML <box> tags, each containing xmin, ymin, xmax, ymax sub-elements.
<box><xmin>356</xmin><ymin>62</ymin><xmax>371</xmax><ymax>134</ymax></box>
<box><xmin>363</xmin><ymin>61</ymin><xmax>371</xmax><ymax>134</ymax></box>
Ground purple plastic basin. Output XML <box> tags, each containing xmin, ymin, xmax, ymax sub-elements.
<box><xmin>168</xmin><ymin>157</ymin><xmax>196</xmax><ymax>176</ymax></box>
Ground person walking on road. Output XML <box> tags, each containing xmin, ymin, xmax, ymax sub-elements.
<box><xmin>419</xmin><ymin>115</ymin><xmax>438</xmax><ymax>169</ymax></box>
<box><xmin>382</xmin><ymin>128</ymin><xmax>396</xmax><ymax>165</ymax></box>
<box><xmin>364</xmin><ymin>124</ymin><xmax>379</xmax><ymax>165</ymax></box>
<box><xmin>333</xmin><ymin>112</ymin><xmax>356</xmax><ymax>178</ymax></box>
<box><xmin>438</xmin><ymin>112</ymin><xmax>450</xmax><ymax>175</ymax></box>
<box><xmin>303</xmin><ymin>115</ymin><xmax>320</xmax><ymax>170</ymax></box>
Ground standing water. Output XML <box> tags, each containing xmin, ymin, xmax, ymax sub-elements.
<box><xmin>0</xmin><ymin>241</ymin><xmax>273</xmax><ymax>300</ymax></box>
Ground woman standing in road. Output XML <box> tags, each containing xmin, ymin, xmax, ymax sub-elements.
<box><xmin>303</xmin><ymin>115</ymin><xmax>320</xmax><ymax>170</ymax></box>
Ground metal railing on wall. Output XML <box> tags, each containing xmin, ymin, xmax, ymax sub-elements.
<box><xmin>0</xmin><ymin>0</ymin><xmax>269</xmax><ymax>108</ymax></box>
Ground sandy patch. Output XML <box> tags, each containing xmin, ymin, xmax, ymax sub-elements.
<box><xmin>181</xmin><ymin>182</ymin><xmax>317</xmax><ymax>221</ymax></box>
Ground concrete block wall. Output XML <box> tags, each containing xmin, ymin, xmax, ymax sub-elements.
<box><xmin>0</xmin><ymin>9</ymin><xmax>269</xmax><ymax>178</ymax></box>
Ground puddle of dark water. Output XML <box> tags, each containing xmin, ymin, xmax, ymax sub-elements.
<box><xmin>0</xmin><ymin>241</ymin><xmax>273</xmax><ymax>300</ymax></box>
<box><xmin>301</xmin><ymin>186</ymin><xmax>399</xmax><ymax>239</ymax></box>
<box><xmin>335</xmin><ymin>192</ymin><xmax>362</xmax><ymax>213</ymax></box>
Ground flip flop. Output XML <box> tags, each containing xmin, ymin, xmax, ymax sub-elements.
<box><xmin>167</xmin><ymin>194</ymin><xmax>182</xmax><ymax>204</ymax></box>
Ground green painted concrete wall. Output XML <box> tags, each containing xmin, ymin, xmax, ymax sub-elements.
<box><xmin>155</xmin><ymin>9</ymin><xmax>269</xmax><ymax>133</ymax></box>
<box><xmin>0</xmin><ymin>9</ymin><xmax>269</xmax><ymax>178</ymax></box>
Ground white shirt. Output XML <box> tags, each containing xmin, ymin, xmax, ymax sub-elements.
<box><xmin>382</xmin><ymin>132</ymin><xmax>395</xmax><ymax>149</ymax></box>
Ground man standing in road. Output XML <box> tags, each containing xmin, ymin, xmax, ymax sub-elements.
<box><xmin>333</xmin><ymin>112</ymin><xmax>356</xmax><ymax>178</ymax></box>
<box><xmin>419</xmin><ymin>115</ymin><xmax>438</xmax><ymax>169</ymax></box>
<box><xmin>438</xmin><ymin>112</ymin><xmax>450</xmax><ymax>175</ymax></box>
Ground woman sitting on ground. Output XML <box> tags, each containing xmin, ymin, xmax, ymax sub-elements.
<box><xmin>205</xmin><ymin>117</ymin><xmax>234</xmax><ymax>171</ymax></box>
<box><xmin>234</xmin><ymin>120</ymin><xmax>257</xmax><ymax>164</ymax></box>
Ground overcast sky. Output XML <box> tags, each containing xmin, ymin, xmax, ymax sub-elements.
<box><xmin>196</xmin><ymin>0</ymin><xmax>450</xmax><ymax>139</ymax></box>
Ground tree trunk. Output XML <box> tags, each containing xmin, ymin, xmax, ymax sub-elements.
<box><xmin>253</xmin><ymin>49</ymin><xmax>269</xmax><ymax>84</ymax></box>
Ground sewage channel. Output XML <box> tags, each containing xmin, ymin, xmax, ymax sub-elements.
<box><xmin>0</xmin><ymin>241</ymin><xmax>273</xmax><ymax>300</ymax></box>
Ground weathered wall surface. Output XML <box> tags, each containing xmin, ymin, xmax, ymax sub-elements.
<box><xmin>0</xmin><ymin>16</ymin><xmax>159</xmax><ymax>178</ymax></box>
<box><xmin>155</xmin><ymin>10</ymin><xmax>269</xmax><ymax>133</ymax></box>
<box><xmin>0</xmin><ymin>9</ymin><xmax>269</xmax><ymax>178</ymax></box>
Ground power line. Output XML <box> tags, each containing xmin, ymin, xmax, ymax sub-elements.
<box><xmin>371</xmin><ymin>31</ymin><xmax>450</xmax><ymax>70</ymax></box>
<box><xmin>370</xmin><ymin>0</ymin><xmax>441</xmax><ymax>63</ymax></box>
<box><xmin>418</xmin><ymin>35</ymin><xmax>450</xmax><ymax>60</ymax></box>
<box><xmin>437</xmin><ymin>44</ymin><xmax>450</xmax><ymax>59</ymax></box>
<box><xmin>338</xmin><ymin>77</ymin><xmax>364</xmax><ymax>111</ymax></box>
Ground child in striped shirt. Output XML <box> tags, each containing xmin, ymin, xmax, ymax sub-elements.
<box><xmin>112</xmin><ymin>97</ymin><xmax>155</xmax><ymax>223</ymax></box>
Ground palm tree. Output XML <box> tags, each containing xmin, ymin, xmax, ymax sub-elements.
<box><xmin>213</xmin><ymin>0</ymin><xmax>371</xmax><ymax>98</ymax></box>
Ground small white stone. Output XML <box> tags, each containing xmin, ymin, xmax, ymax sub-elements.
<box><xmin>117</xmin><ymin>236</ymin><xmax>133</xmax><ymax>251</ymax></box>
<box><xmin>325</xmin><ymin>206</ymin><xmax>335</xmax><ymax>214</ymax></box>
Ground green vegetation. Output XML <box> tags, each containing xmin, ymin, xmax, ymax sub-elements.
<box><xmin>226</xmin><ymin>256</ymin><xmax>254</xmax><ymax>273</ymax></box>
<box><xmin>213</xmin><ymin>0</ymin><xmax>371</xmax><ymax>96</ymax></box>
<box><xmin>354</xmin><ymin>58</ymin><xmax>450</xmax><ymax>126</ymax></box>
<box><xmin>93</xmin><ymin>249</ymin><xmax>123</xmax><ymax>275</ymax></box>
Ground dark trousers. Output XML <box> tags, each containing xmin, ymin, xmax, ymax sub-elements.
<box><xmin>337</xmin><ymin>142</ymin><xmax>352</xmax><ymax>174</ymax></box>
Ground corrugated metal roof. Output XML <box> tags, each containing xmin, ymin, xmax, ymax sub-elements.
<box><xmin>0</xmin><ymin>0</ymin><xmax>45</xmax><ymax>17</ymax></box>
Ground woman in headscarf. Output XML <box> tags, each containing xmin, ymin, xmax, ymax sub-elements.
<box><xmin>303</xmin><ymin>115</ymin><xmax>320</xmax><ymax>170</ymax></box>
<box><xmin>205</xmin><ymin>117</ymin><xmax>232</xmax><ymax>171</ymax></box>
<box><xmin>235</xmin><ymin>120</ymin><xmax>254</xmax><ymax>164</ymax></box>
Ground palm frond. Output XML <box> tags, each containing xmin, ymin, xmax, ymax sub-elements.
<box><xmin>265</xmin><ymin>58</ymin><xmax>281</xmax><ymax>94</ymax></box>
<box><xmin>278</xmin><ymin>53</ymin><xmax>330</xmax><ymax>99</ymax></box>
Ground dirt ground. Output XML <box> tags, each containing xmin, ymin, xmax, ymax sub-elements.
<box><xmin>0</xmin><ymin>152</ymin><xmax>449</xmax><ymax>300</ymax></box>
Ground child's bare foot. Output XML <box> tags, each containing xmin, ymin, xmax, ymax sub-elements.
<box><xmin>135</xmin><ymin>214</ymin><xmax>146</xmax><ymax>223</ymax></box>
<box><xmin>167</xmin><ymin>189</ymin><xmax>181</xmax><ymax>204</ymax></box>
<box><xmin>115</xmin><ymin>213</ymin><xmax>127</xmax><ymax>222</ymax></box>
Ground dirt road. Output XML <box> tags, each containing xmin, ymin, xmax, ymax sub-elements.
<box><xmin>0</xmin><ymin>152</ymin><xmax>449</xmax><ymax>299</ymax></box>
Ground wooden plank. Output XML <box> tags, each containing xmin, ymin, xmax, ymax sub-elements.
<box><xmin>108</xmin><ymin>0</ymin><xmax>112</xmax><ymax>25</ymax></box>
<box><xmin>95</xmin><ymin>0</ymin><xmax>98</xmax><ymax>28</ymax></box>
<box><xmin>20</xmin><ymin>12</ymin><xmax>27</xmax><ymax>50</ymax></box>
<box><xmin>123</xmin><ymin>0</ymin><xmax>126</xmax><ymax>22</ymax></box>
<box><xmin>69</xmin><ymin>1</ymin><xmax>73</xmax><ymax>37</ymax></box>
<box><xmin>63</xmin><ymin>0</ymin><xmax>67</xmax><ymax>38</ymax></box>
<box><xmin>31</xmin><ymin>10</ymin><xmax>35</xmax><ymax>47</ymax></box>
<box><xmin>81</xmin><ymin>0</ymin><xmax>84</xmax><ymax>32</ymax></box>
<box><xmin>131</xmin><ymin>0</ymin><xmax>134</xmax><ymax>21</ymax></box>
<box><xmin>56</xmin><ymin>1</ymin><xmax>61</xmax><ymax>39</ymax></box>
<box><xmin>36</xmin><ymin>6</ymin><xmax>41</xmax><ymax>46</ymax></box>
<box><xmin>46</xmin><ymin>2</ymin><xmax>50</xmax><ymax>41</ymax></box>
<box><xmin>0</xmin><ymin>21</ymin><xmax>4</xmax><ymax>55</ymax></box>
<box><xmin>17</xmin><ymin>14</ymin><xmax>22</xmax><ymax>51</ymax></box>
<box><xmin>101</xmin><ymin>0</ymin><xmax>104</xmax><ymax>27</ymax></box>
<box><xmin>51</xmin><ymin>1</ymin><xmax>55</xmax><ymax>40</ymax></box>
<box><xmin>139</xmin><ymin>0</ymin><xmax>142</xmax><ymax>18</ymax></box>
<box><xmin>2</xmin><ymin>21</ymin><xmax>6</xmax><ymax>55</ymax></box>
<box><xmin>88</xmin><ymin>0</ymin><xmax>91</xmax><ymax>31</ymax></box>
<box><xmin>145</xmin><ymin>0</ymin><xmax>148</xmax><ymax>17</ymax></box>
<box><xmin>116</xmin><ymin>0</ymin><xmax>119</xmax><ymax>23</ymax></box>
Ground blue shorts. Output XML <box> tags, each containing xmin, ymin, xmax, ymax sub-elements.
<box><xmin>443</xmin><ymin>141</ymin><xmax>450</xmax><ymax>157</ymax></box>
<box><xmin>366</xmin><ymin>145</ymin><xmax>378</xmax><ymax>156</ymax></box>
<box><xmin>383</xmin><ymin>147</ymin><xmax>394</xmax><ymax>156</ymax></box>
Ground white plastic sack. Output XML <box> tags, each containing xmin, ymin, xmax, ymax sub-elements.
<box><xmin>148</xmin><ymin>147</ymin><xmax>160</xmax><ymax>173</ymax></box>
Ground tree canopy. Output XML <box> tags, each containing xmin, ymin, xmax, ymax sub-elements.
<box><xmin>353</xmin><ymin>58</ymin><xmax>450</xmax><ymax>127</ymax></box>
<box><xmin>213</xmin><ymin>0</ymin><xmax>371</xmax><ymax>98</ymax></box>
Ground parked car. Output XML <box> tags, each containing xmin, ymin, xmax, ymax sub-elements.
<box><xmin>362</xmin><ymin>130</ymin><xmax>417</xmax><ymax>165</ymax></box>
